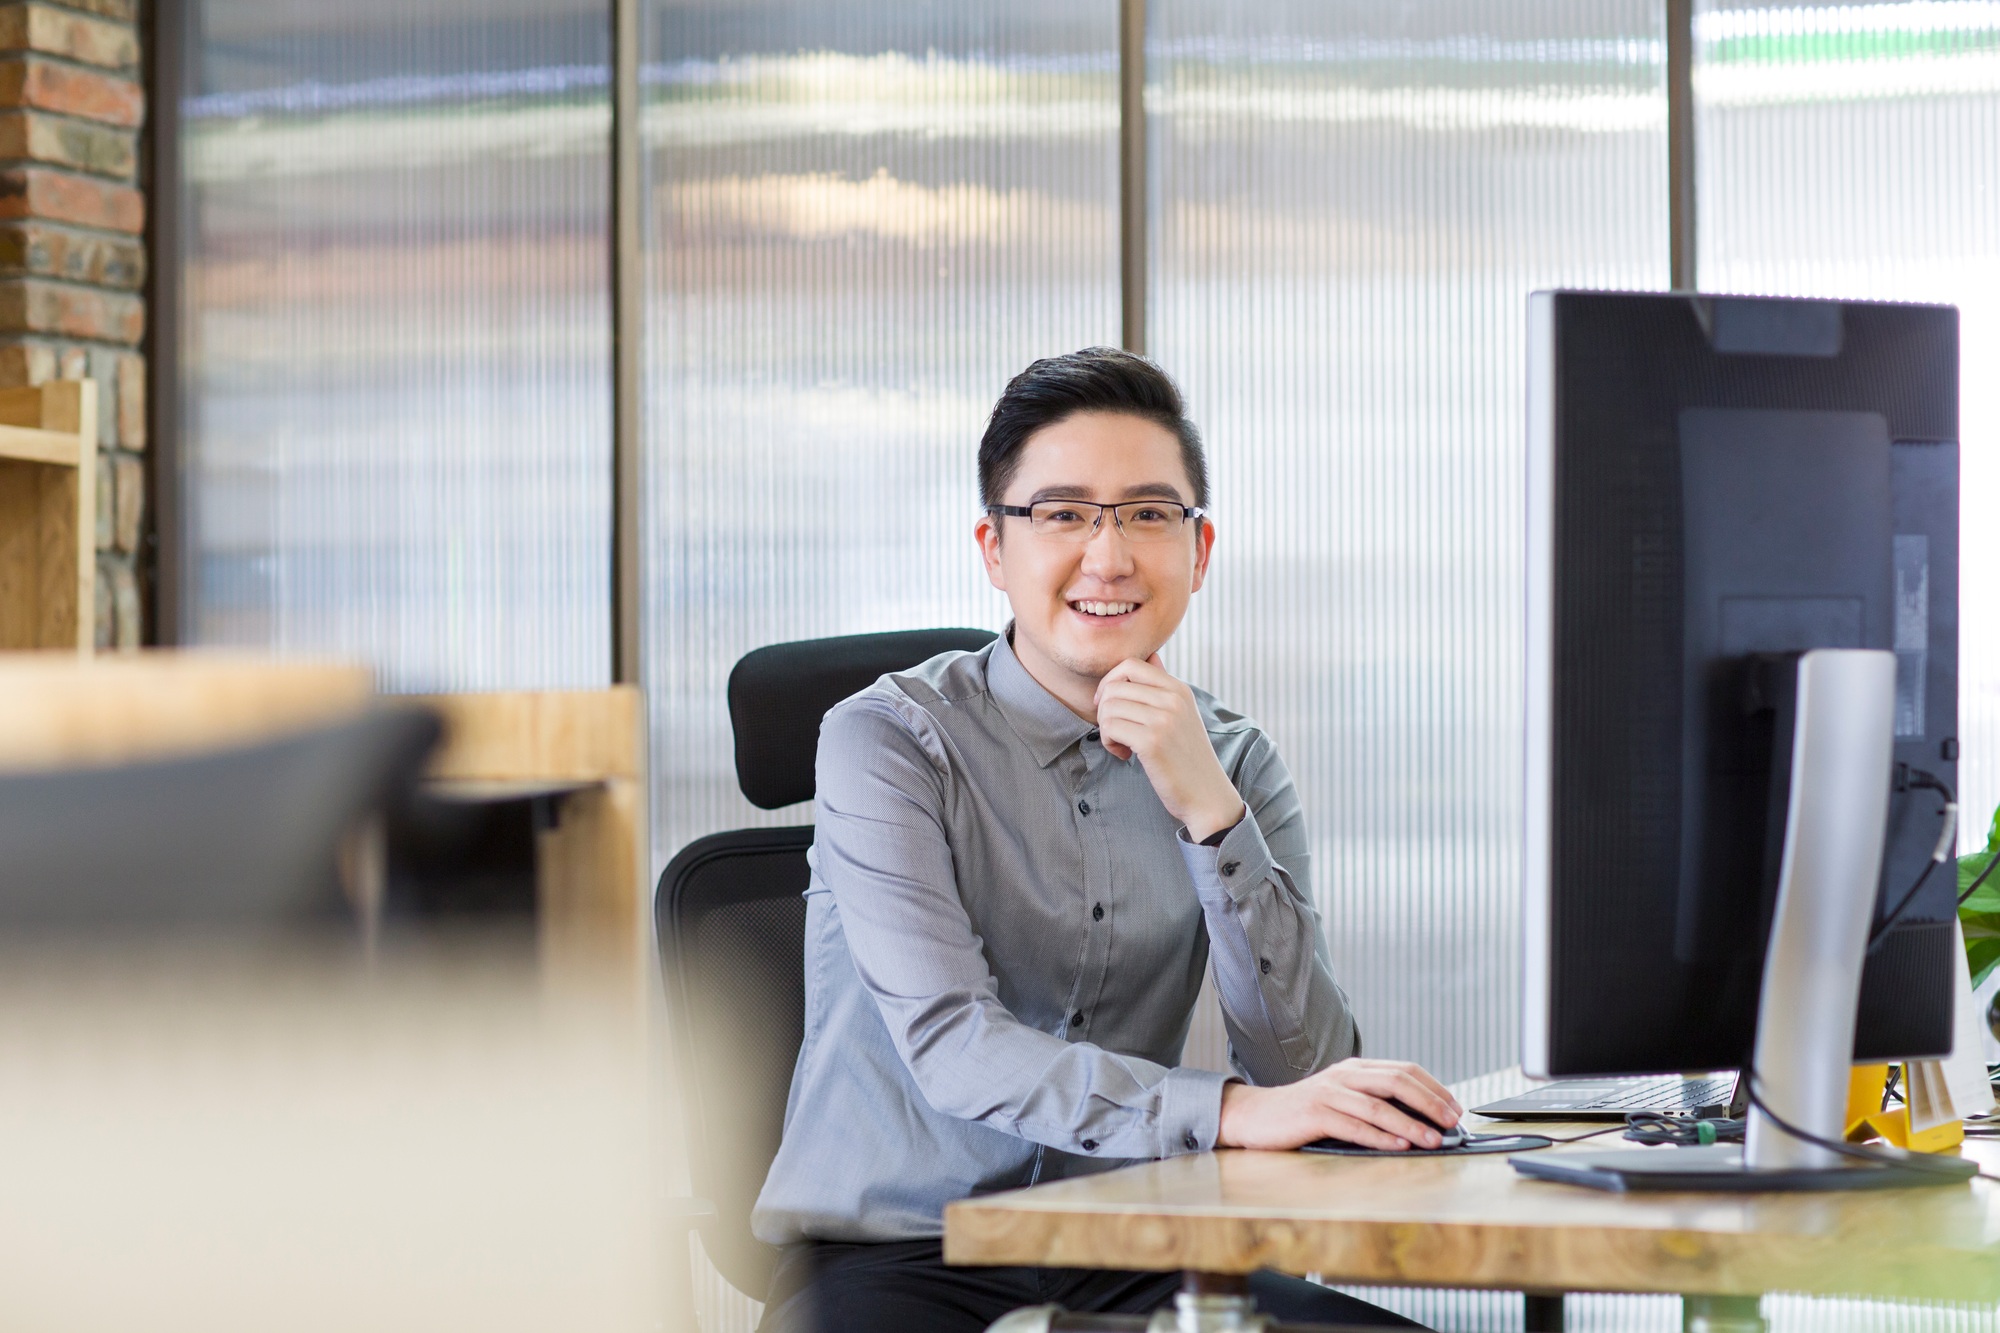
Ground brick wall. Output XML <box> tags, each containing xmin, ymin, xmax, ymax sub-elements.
<box><xmin>0</xmin><ymin>0</ymin><xmax>143</xmax><ymax>648</ymax></box>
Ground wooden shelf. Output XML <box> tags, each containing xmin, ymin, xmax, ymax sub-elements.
<box><xmin>0</xmin><ymin>381</ymin><xmax>98</xmax><ymax>652</ymax></box>
<box><xmin>0</xmin><ymin>422</ymin><xmax>81</xmax><ymax>467</ymax></box>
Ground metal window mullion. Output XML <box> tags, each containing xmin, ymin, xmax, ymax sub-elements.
<box><xmin>1668</xmin><ymin>0</ymin><xmax>1697</xmax><ymax>291</ymax></box>
<box><xmin>1120</xmin><ymin>0</ymin><xmax>1147</xmax><ymax>354</ymax></box>
<box><xmin>611</xmin><ymin>0</ymin><xmax>642</xmax><ymax>685</ymax></box>
<box><xmin>146</xmin><ymin>0</ymin><xmax>191</xmax><ymax>644</ymax></box>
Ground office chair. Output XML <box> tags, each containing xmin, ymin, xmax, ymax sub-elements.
<box><xmin>656</xmin><ymin>627</ymin><xmax>996</xmax><ymax>1302</ymax></box>
<box><xmin>0</xmin><ymin>705</ymin><xmax>441</xmax><ymax>928</ymax></box>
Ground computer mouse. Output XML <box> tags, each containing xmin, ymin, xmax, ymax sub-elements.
<box><xmin>1306</xmin><ymin>1098</ymin><xmax>1465</xmax><ymax>1153</ymax></box>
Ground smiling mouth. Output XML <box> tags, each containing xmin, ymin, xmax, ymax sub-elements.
<box><xmin>1070</xmin><ymin>599</ymin><xmax>1139</xmax><ymax>618</ymax></box>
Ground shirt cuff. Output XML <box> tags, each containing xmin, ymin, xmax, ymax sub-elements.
<box><xmin>1177</xmin><ymin>812</ymin><xmax>1276</xmax><ymax>906</ymax></box>
<box><xmin>1159</xmin><ymin>1066</ymin><xmax>1231</xmax><ymax>1157</ymax></box>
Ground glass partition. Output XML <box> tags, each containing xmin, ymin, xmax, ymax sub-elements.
<box><xmin>1149</xmin><ymin>0</ymin><xmax>1670</xmax><ymax>1081</ymax></box>
<box><xmin>639</xmin><ymin>3</ymin><xmax>1121</xmax><ymax>856</ymax></box>
<box><xmin>176</xmin><ymin>0</ymin><xmax>612</xmax><ymax>690</ymax></box>
<box><xmin>1696</xmin><ymin>0</ymin><xmax>2000</xmax><ymax>857</ymax></box>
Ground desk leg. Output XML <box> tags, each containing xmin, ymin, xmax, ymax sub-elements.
<box><xmin>1683</xmin><ymin>1294</ymin><xmax>1763</xmax><ymax>1333</ymax></box>
<box><xmin>1524</xmin><ymin>1293</ymin><xmax>1565</xmax><ymax>1331</ymax></box>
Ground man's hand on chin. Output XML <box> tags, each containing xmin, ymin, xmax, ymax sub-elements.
<box><xmin>1092</xmin><ymin>654</ymin><xmax>1246</xmax><ymax>842</ymax></box>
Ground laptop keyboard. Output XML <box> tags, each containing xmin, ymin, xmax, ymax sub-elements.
<box><xmin>1574</xmin><ymin>1076</ymin><xmax>1735</xmax><ymax>1112</ymax></box>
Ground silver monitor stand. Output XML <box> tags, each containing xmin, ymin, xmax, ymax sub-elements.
<box><xmin>1517</xmin><ymin>650</ymin><xmax>1976</xmax><ymax>1192</ymax></box>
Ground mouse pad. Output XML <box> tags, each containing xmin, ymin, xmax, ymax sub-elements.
<box><xmin>1299</xmin><ymin>1134</ymin><xmax>1552</xmax><ymax>1158</ymax></box>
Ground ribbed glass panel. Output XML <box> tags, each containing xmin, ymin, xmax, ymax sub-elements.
<box><xmin>1150</xmin><ymin>1</ymin><xmax>1669</xmax><ymax>1082</ymax></box>
<box><xmin>1333</xmin><ymin>1291</ymin><xmax>2000</xmax><ymax>1332</ymax></box>
<box><xmin>1696</xmin><ymin>0</ymin><xmax>2000</xmax><ymax>860</ymax></box>
<box><xmin>640</xmin><ymin>4</ymin><xmax>1119</xmax><ymax>858</ymax></box>
<box><xmin>177</xmin><ymin>0</ymin><xmax>612</xmax><ymax>691</ymax></box>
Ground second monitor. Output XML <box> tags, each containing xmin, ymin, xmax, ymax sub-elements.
<box><xmin>1522</xmin><ymin>290</ymin><xmax>1960</xmax><ymax>1082</ymax></box>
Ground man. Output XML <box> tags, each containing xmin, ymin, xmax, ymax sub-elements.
<box><xmin>754</xmin><ymin>348</ymin><xmax>1459</xmax><ymax>1331</ymax></box>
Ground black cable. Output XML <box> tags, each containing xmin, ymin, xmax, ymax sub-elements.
<box><xmin>1541</xmin><ymin>1124</ymin><xmax>1628</xmax><ymax>1146</ymax></box>
<box><xmin>1870</xmin><ymin>861</ymin><xmax>1939</xmax><ymax>951</ymax></box>
<box><xmin>1623</xmin><ymin>1112</ymin><xmax>1744</xmax><ymax>1147</ymax></box>
<box><xmin>1868</xmin><ymin>770</ymin><xmax>1959</xmax><ymax>952</ymax></box>
<box><xmin>1741</xmin><ymin>1068</ymin><xmax>2000</xmax><ymax>1184</ymax></box>
<box><xmin>1959</xmin><ymin>842</ymin><xmax>1999</xmax><ymax>909</ymax></box>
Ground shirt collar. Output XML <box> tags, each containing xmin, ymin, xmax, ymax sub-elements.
<box><xmin>988</xmin><ymin>626</ymin><xmax>1095</xmax><ymax>768</ymax></box>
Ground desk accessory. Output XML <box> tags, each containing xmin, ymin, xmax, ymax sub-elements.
<box><xmin>1302</xmin><ymin>1132</ymin><xmax>1552</xmax><ymax>1158</ymax></box>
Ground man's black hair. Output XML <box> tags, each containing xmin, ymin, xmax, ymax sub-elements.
<box><xmin>978</xmin><ymin>347</ymin><xmax>1209</xmax><ymax>510</ymax></box>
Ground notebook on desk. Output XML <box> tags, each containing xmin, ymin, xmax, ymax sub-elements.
<box><xmin>1473</xmin><ymin>1072</ymin><xmax>1739</xmax><ymax>1122</ymax></box>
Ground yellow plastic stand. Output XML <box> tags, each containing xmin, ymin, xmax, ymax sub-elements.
<box><xmin>1844</xmin><ymin>1064</ymin><xmax>1965</xmax><ymax>1152</ymax></box>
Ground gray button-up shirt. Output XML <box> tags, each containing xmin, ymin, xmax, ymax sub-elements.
<box><xmin>751</xmin><ymin>632</ymin><xmax>1358</xmax><ymax>1244</ymax></box>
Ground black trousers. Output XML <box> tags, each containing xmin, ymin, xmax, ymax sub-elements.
<box><xmin>758</xmin><ymin>1239</ymin><xmax>1426</xmax><ymax>1333</ymax></box>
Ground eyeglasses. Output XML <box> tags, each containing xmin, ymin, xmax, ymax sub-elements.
<box><xmin>986</xmin><ymin>499</ymin><xmax>1205</xmax><ymax>544</ymax></box>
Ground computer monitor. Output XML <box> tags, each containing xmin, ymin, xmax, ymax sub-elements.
<box><xmin>1522</xmin><ymin>291</ymin><xmax>1960</xmax><ymax>1082</ymax></box>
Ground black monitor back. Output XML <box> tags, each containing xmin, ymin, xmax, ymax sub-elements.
<box><xmin>1525</xmin><ymin>291</ymin><xmax>1958</xmax><ymax>1076</ymax></box>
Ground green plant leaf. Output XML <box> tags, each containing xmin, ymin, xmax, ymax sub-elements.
<box><xmin>1960</xmin><ymin>851</ymin><xmax>2000</xmax><ymax>913</ymax></box>
<box><xmin>1966</xmin><ymin>935</ymin><xmax>2000</xmax><ymax>992</ymax></box>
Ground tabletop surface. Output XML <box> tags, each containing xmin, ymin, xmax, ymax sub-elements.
<box><xmin>942</xmin><ymin>1069</ymin><xmax>2000</xmax><ymax>1301</ymax></box>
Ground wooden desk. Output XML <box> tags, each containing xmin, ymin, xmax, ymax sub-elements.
<box><xmin>414</xmin><ymin>688</ymin><xmax>650</xmax><ymax>992</ymax></box>
<box><xmin>944</xmin><ymin>1072</ymin><xmax>2000</xmax><ymax>1329</ymax></box>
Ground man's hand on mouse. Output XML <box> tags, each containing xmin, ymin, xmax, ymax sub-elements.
<box><xmin>1093</xmin><ymin>654</ymin><xmax>1246</xmax><ymax>843</ymax></box>
<box><xmin>1215</xmin><ymin>1058</ymin><xmax>1464</xmax><ymax>1152</ymax></box>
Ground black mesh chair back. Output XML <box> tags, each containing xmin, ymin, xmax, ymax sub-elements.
<box><xmin>656</xmin><ymin>628</ymin><xmax>995</xmax><ymax>1300</ymax></box>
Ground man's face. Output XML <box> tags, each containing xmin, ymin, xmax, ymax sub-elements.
<box><xmin>975</xmin><ymin>411</ymin><xmax>1215</xmax><ymax>693</ymax></box>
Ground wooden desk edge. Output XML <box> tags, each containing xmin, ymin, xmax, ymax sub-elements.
<box><xmin>943</xmin><ymin>1157</ymin><xmax>2000</xmax><ymax>1303</ymax></box>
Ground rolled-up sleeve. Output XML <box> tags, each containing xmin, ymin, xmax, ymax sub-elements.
<box><xmin>815</xmin><ymin>693</ymin><xmax>1229</xmax><ymax>1159</ymax></box>
<box><xmin>1178</xmin><ymin>734</ymin><xmax>1358</xmax><ymax>1085</ymax></box>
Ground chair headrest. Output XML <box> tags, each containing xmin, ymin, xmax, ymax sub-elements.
<box><xmin>727</xmin><ymin>628</ymin><xmax>997</xmax><ymax>810</ymax></box>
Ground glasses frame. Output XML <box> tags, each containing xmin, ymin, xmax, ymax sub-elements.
<box><xmin>985</xmin><ymin>499</ymin><xmax>1207</xmax><ymax>543</ymax></box>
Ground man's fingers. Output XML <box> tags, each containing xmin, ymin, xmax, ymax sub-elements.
<box><xmin>1407</xmin><ymin>1067</ymin><xmax>1464</xmax><ymax>1121</ymax></box>
<box><xmin>1095</xmin><ymin>692</ymin><xmax>1178</xmax><ymax>729</ymax></box>
<box><xmin>1097</xmin><ymin>655</ymin><xmax>1177</xmax><ymax>693</ymax></box>
<box><xmin>1098</xmin><ymin>678</ymin><xmax>1184</xmax><ymax>712</ymax></box>
<box><xmin>1318</xmin><ymin>1108</ymin><xmax>1409</xmax><ymax>1152</ymax></box>
<box><xmin>1094</xmin><ymin>700</ymin><xmax>1177</xmax><ymax>745</ymax></box>
<box><xmin>1331</xmin><ymin>1088</ymin><xmax>1443</xmax><ymax>1149</ymax></box>
<box><xmin>1328</xmin><ymin>1063</ymin><xmax>1460</xmax><ymax>1130</ymax></box>
<box><xmin>1376</xmin><ymin>1062</ymin><xmax>1462</xmax><ymax>1124</ymax></box>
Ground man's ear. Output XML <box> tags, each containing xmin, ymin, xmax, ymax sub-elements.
<box><xmin>975</xmin><ymin>513</ymin><xmax>1008</xmax><ymax>591</ymax></box>
<box><xmin>1188</xmin><ymin>516</ymin><xmax>1216</xmax><ymax>594</ymax></box>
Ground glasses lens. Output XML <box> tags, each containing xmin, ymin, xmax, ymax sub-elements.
<box><xmin>1028</xmin><ymin>501</ymin><xmax>1100</xmax><ymax>540</ymax></box>
<box><xmin>1113</xmin><ymin>502</ymin><xmax>1185</xmax><ymax>542</ymax></box>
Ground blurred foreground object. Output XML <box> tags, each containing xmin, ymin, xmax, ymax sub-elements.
<box><xmin>0</xmin><ymin>652</ymin><xmax>374</xmax><ymax>768</ymax></box>
<box><xmin>0</xmin><ymin>656</ymin><xmax>650</xmax><ymax>985</ymax></box>
<box><xmin>0</xmin><ymin>653</ymin><xmax>414</xmax><ymax>931</ymax></box>
<box><xmin>0</xmin><ymin>705</ymin><xmax>438</xmax><ymax>926</ymax></box>
<box><xmin>0</xmin><ymin>657</ymin><xmax>679</xmax><ymax>1330</ymax></box>
<box><xmin>0</xmin><ymin>943</ymin><xmax>676</xmax><ymax>1333</ymax></box>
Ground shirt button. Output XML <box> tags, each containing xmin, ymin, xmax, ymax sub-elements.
<box><xmin>1078</xmin><ymin>800</ymin><xmax>1091</xmax><ymax>816</ymax></box>
<box><xmin>1092</xmin><ymin>903</ymin><xmax>1104</xmax><ymax>922</ymax></box>
<box><xmin>1081</xmin><ymin>1139</ymin><xmax>1098</xmax><ymax>1152</ymax></box>
<box><xmin>1183</xmin><ymin>1131</ymin><xmax>1199</xmax><ymax>1152</ymax></box>
<box><xmin>1259</xmin><ymin>957</ymin><xmax>1272</xmax><ymax>975</ymax></box>
<box><xmin>1072</xmin><ymin>1011</ymin><xmax>1086</xmax><ymax>1028</ymax></box>
<box><xmin>1086</xmin><ymin>730</ymin><xmax>1100</xmax><ymax>743</ymax></box>
<box><xmin>1221</xmin><ymin>860</ymin><xmax>1240</xmax><ymax>877</ymax></box>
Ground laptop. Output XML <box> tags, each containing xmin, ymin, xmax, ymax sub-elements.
<box><xmin>1472</xmin><ymin>1073</ymin><xmax>1740</xmax><ymax>1122</ymax></box>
